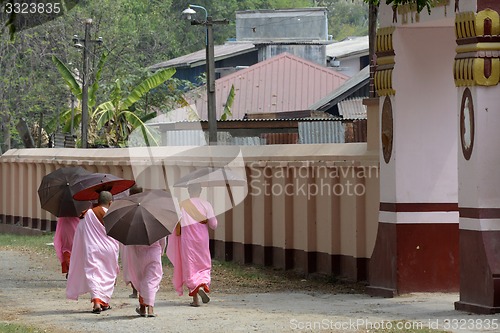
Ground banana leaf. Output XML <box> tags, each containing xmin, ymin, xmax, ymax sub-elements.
<box><xmin>88</xmin><ymin>52</ymin><xmax>108</xmax><ymax>107</ymax></box>
<box><xmin>220</xmin><ymin>84</ymin><xmax>235</xmax><ymax>121</ymax></box>
<box><xmin>123</xmin><ymin>111</ymin><xmax>160</xmax><ymax>146</ymax></box>
<box><xmin>52</xmin><ymin>55</ymin><xmax>82</xmax><ymax>100</ymax></box>
<box><xmin>121</xmin><ymin>68</ymin><xmax>176</xmax><ymax>110</ymax></box>
<box><xmin>94</xmin><ymin>103</ymin><xmax>116</xmax><ymax>128</ymax></box>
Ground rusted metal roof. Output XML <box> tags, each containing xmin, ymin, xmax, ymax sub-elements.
<box><xmin>261</xmin><ymin>133</ymin><xmax>298</xmax><ymax>145</ymax></box>
<box><xmin>186</xmin><ymin>52</ymin><xmax>349</xmax><ymax>120</ymax></box>
<box><xmin>150</xmin><ymin>118</ymin><xmax>367</xmax><ymax>145</ymax></box>
<box><xmin>148</xmin><ymin>42</ymin><xmax>257</xmax><ymax>71</ymax></box>
<box><xmin>345</xmin><ymin>119</ymin><xmax>367</xmax><ymax>143</ymax></box>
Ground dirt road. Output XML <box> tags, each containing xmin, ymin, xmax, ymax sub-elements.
<box><xmin>1</xmin><ymin>249</ymin><xmax>498</xmax><ymax>333</ymax></box>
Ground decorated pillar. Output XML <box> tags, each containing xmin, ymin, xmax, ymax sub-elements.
<box><xmin>367</xmin><ymin>2</ymin><xmax>459</xmax><ymax>297</ymax></box>
<box><xmin>453</xmin><ymin>3</ymin><xmax>500</xmax><ymax>314</ymax></box>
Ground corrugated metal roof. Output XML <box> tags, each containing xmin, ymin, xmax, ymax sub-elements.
<box><xmin>338</xmin><ymin>98</ymin><xmax>367</xmax><ymax>120</ymax></box>
<box><xmin>309</xmin><ymin>65</ymin><xmax>369</xmax><ymax>111</ymax></box>
<box><xmin>245</xmin><ymin>110</ymin><xmax>312</xmax><ymax>119</ymax></box>
<box><xmin>261</xmin><ymin>133</ymin><xmax>298</xmax><ymax>144</ymax></box>
<box><xmin>326</xmin><ymin>36</ymin><xmax>368</xmax><ymax>60</ymax></box>
<box><xmin>186</xmin><ymin>52</ymin><xmax>349</xmax><ymax>121</ymax></box>
<box><xmin>298</xmin><ymin>121</ymin><xmax>345</xmax><ymax>144</ymax></box>
<box><xmin>345</xmin><ymin>119</ymin><xmax>367</xmax><ymax>143</ymax></box>
<box><xmin>233</xmin><ymin>137</ymin><xmax>262</xmax><ymax>145</ymax></box>
<box><xmin>161</xmin><ymin>130</ymin><xmax>235</xmax><ymax>146</ymax></box>
<box><xmin>148</xmin><ymin>42</ymin><xmax>257</xmax><ymax>71</ymax></box>
<box><xmin>162</xmin><ymin>130</ymin><xmax>206</xmax><ymax>146</ymax></box>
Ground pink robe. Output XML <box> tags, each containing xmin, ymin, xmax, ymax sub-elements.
<box><xmin>53</xmin><ymin>217</ymin><xmax>80</xmax><ymax>273</ymax></box>
<box><xmin>166</xmin><ymin>197</ymin><xmax>217</xmax><ymax>296</ymax></box>
<box><xmin>66</xmin><ymin>207</ymin><xmax>120</xmax><ymax>304</ymax></box>
<box><xmin>119</xmin><ymin>243</ymin><xmax>132</xmax><ymax>285</ymax></box>
<box><xmin>121</xmin><ymin>238</ymin><xmax>166</xmax><ymax>306</ymax></box>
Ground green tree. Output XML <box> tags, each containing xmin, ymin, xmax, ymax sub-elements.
<box><xmin>94</xmin><ymin>68</ymin><xmax>176</xmax><ymax>147</ymax></box>
<box><xmin>0</xmin><ymin>19</ymin><xmax>73</xmax><ymax>150</ymax></box>
<box><xmin>0</xmin><ymin>0</ymin><xmax>384</xmax><ymax>150</ymax></box>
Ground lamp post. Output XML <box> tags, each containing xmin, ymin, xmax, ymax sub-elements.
<box><xmin>182</xmin><ymin>5</ymin><xmax>228</xmax><ymax>145</ymax></box>
<box><xmin>73</xmin><ymin>19</ymin><xmax>103</xmax><ymax>148</ymax></box>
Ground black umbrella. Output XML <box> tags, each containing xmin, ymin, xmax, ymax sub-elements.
<box><xmin>37</xmin><ymin>166</ymin><xmax>93</xmax><ymax>217</ymax></box>
<box><xmin>72</xmin><ymin>173</ymin><xmax>135</xmax><ymax>201</ymax></box>
<box><xmin>103</xmin><ymin>190</ymin><xmax>179</xmax><ymax>245</ymax></box>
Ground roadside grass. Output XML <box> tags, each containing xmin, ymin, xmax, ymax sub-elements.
<box><xmin>0</xmin><ymin>233</ymin><xmax>54</xmax><ymax>256</ymax></box>
<box><xmin>0</xmin><ymin>322</ymin><xmax>46</xmax><ymax>333</ymax></box>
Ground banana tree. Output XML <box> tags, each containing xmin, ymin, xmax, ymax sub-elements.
<box><xmin>94</xmin><ymin>68</ymin><xmax>176</xmax><ymax>147</ymax></box>
<box><xmin>50</xmin><ymin>53</ymin><xmax>107</xmax><ymax>140</ymax></box>
<box><xmin>220</xmin><ymin>84</ymin><xmax>235</xmax><ymax>121</ymax></box>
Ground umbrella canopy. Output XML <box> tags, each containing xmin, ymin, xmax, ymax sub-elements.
<box><xmin>173</xmin><ymin>167</ymin><xmax>247</xmax><ymax>207</ymax></box>
<box><xmin>72</xmin><ymin>173</ymin><xmax>135</xmax><ymax>201</ymax></box>
<box><xmin>37</xmin><ymin>167</ymin><xmax>93</xmax><ymax>217</ymax></box>
<box><xmin>173</xmin><ymin>167</ymin><xmax>247</xmax><ymax>188</ymax></box>
<box><xmin>103</xmin><ymin>189</ymin><xmax>179</xmax><ymax>245</ymax></box>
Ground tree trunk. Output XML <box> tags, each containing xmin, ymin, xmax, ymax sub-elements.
<box><xmin>1</xmin><ymin>113</ymin><xmax>11</xmax><ymax>153</ymax></box>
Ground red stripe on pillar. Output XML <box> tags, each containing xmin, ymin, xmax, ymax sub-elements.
<box><xmin>380</xmin><ymin>202</ymin><xmax>459</xmax><ymax>212</ymax></box>
<box><xmin>459</xmin><ymin>207</ymin><xmax>500</xmax><ymax>219</ymax></box>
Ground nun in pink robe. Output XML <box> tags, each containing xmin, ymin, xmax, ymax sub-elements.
<box><xmin>122</xmin><ymin>237</ymin><xmax>166</xmax><ymax>317</ymax></box>
<box><xmin>66</xmin><ymin>197</ymin><xmax>120</xmax><ymax>313</ymax></box>
<box><xmin>166</xmin><ymin>184</ymin><xmax>217</xmax><ymax>306</ymax></box>
<box><xmin>53</xmin><ymin>216</ymin><xmax>80</xmax><ymax>275</ymax></box>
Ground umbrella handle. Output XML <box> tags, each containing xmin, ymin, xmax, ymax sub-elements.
<box><xmin>226</xmin><ymin>183</ymin><xmax>235</xmax><ymax>207</ymax></box>
<box><xmin>221</xmin><ymin>168</ymin><xmax>236</xmax><ymax>207</ymax></box>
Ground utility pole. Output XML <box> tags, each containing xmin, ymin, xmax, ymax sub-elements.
<box><xmin>73</xmin><ymin>19</ymin><xmax>102</xmax><ymax>148</ymax></box>
<box><xmin>182</xmin><ymin>5</ymin><xmax>228</xmax><ymax>145</ymax></box>
<box><xmin>81</xmin><ymin>19</ymin><xmax>91</xmax><ymax>148</ymax></box>
<box><xmin>206</xmin><ymin>17</ymin><xmax>217</xmax><ymax>145</ymax></box>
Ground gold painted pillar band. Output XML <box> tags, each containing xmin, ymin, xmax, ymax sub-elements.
<box><xmin>375</xmin><ymin>27</ymin><xmax>396</xmax><ymax>96</ymax></box>
<box><xmin>454</xmin><ymin>9</ymin><xmax>500</xmax><ymax>87</ymax></box>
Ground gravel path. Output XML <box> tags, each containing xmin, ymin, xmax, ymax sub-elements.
<box><xmin>1</xmin><ymin>249</ymin><xmax>499</xmax><ymax>333</ymax></box>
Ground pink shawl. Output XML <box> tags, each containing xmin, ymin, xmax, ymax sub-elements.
<box><xmin>121</xmin><ymin>238</ymin><xmax>166</xmax><ymax>306</ymax></box>
<box><xmin>66</xmin><ymin>207</ymin><xmax>120</xmax><ymax>303</ymax></box>
<box><xmin>53</xmin><ymin>217</ymin><xmax>80</xmax><ymax>265</ymax></box>
<box><xmin>166</xmin><ymin>198</ymin><xmax>217</xmax><ymax>296</ymax></box>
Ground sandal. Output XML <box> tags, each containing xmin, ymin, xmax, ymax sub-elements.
<box><xmin>101</xmin><ymin>305</ymin><xmax>111</xmax><ymax>311</ymax></box>
<box><xmin>135</xmin><ymin>307</ymin><xmax>146</xmax><ymax>317</ymax></box>
<box><xmin>198</xmin><ymin>289</ymin><xmax>210</xmax><ymax>304</ymax></box>
<box><xmin>189</xmin><ymin>302</ymin><xmax>200</xmax><ymax>307</ymax></box>
<box><xmin>92</xmin><ymin>307</ymin><xmax>101</xmax><ymax>314</ymax></box>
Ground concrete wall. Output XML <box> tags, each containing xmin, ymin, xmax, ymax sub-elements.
<box><xmin>258</xmin><ymin>44</ymin><xmax>327</xmax><ymax>67</ymax></box>
<box><xmin>236</xmin><ymin>8</ymin><xmax>329</xmax><ymax>42</ymax></box>
<box><xmin>0</xmin><ymin>140</ymin><xmax>379</xmax><ymax>281</ymax></box>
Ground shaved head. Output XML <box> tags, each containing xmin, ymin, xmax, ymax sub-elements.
<box><xmin>98</xmin><ymin>191</ymin><xmax>113</xmax><ymax>206</ymax></box>
<box><xmin>187</xmin><ymin>183</ymin><xmax>202</xmax><ymax>197</ymax></box>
